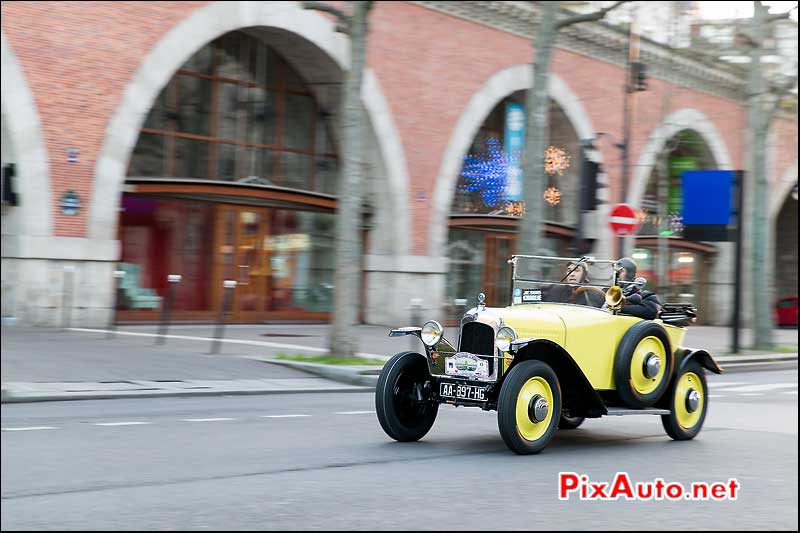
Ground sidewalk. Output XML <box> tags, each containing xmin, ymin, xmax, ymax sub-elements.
<box><xmin>1</xmin><ymin>326</ymin><xmax>373</xmax><ymax>403</ymax></box>
<box><xmin>1</xmin><ymin>324</ymin><xmax>796</xmax><ymax>403</ymax></box>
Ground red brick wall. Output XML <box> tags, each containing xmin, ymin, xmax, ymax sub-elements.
<box><xmin>774</xmin><ymin>116</ymin><xmax>799</xmax><ymax>183</ymax></box>
<box><xmin>1</xmin><ymin>0</ymin><xmax>792</xmax><ymax>254</ymax></box>
<box><xmin>1</xmin><ymin>1</ymin><xmax>208</xmax><ymax>237</ymax></box>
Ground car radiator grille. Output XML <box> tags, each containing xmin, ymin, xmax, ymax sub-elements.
<box><xmin>459</xmin><ymin>322</ymin><xmax>495</xmax><ymax>375</ymax></box>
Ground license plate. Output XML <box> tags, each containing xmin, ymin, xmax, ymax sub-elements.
<box><xmin>440</xmin><ymin>382</ymin><xmax>486</xmax><ymax>401</ymax></box>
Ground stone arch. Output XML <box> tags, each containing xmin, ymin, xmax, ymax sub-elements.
<box><xmin>429</xmin><ymin>64</ymin><xmax>601</xmax><ymax>255</ymax></box>
<box><xmin>90</xmin><ymin>0</ymin><xmax>409</xmax><ymax>255</ymax></box>
<box><xmin>770</xmin><ymin>160</ymin><xmax>797</xmax><ymax>219</ymax></box>
<box><xmin>627</xmin><ymin>108</ymin><xmax>733</xmax><ymax>208</ymax></box>
<box><xmin>1</xmin><ymin>31</ymin><xmax>51</xmax><ymax>238</ymax></box>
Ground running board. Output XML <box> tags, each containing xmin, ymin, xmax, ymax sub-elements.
<box><xmin>606</xmin><ymin>407</ymin><xmax>670</xmax><ymax>416</ymax></box>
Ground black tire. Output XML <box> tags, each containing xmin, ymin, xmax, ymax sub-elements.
<box><xmin>497</xmin><ymin>360</ymin><xmax>561</xmax><ymax>455</ymax></box>
<box><xmin>558</xmin><ymin>414</ymin><xmax>585</xmax><ymax>430</ymax></box>
<box><xmin>375</xmin><ymin>351</ymin><xmax>438</xmax><ymax>442</ymax></box>
<box><xmin>661</xmin><ymin>361</ymin><xmax>708</xmax><ymax>440</ymax></box>
<box><xmin>613</xmin><ymin>321</ymin><xmax>674</xmax><ymax>408</ymax></box>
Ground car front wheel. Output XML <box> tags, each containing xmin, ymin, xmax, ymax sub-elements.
<box><xmin>497</xmin><ymin>360</ymin><xmax>561</xmax><ymax>454</ymax></box>
<box><xmin>375</xmin><ymin>351</ymin><xmax>438</xmax><ymax>442</ymax></box>
<box><xmin>661</xmin><ymin>361</ymin><xmax>708</xmax><ymax>440</ymax></box>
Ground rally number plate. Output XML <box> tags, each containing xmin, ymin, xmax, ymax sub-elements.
<box><xmin>439</xmin><ymin>382</ymin><xmax>486</xmax><ymax>401</ymax></box>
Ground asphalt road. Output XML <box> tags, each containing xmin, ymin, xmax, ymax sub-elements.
<box><xmin>2</xmin><ymin>368</ymin><xmax>797</xmax><ymax>530</ymax></box>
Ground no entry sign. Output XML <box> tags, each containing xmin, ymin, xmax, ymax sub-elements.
<box><xmin>609</xmin><ymin>203</ymin><xmax>639</xmax><ymax>236</ymax></box>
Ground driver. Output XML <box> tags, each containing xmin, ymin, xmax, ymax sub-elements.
<box><xmin>547</xmin><ymin>262</ymin><xmax>604</xmax><ymax>307</ymax></box>
<box><xmin>614</xmin><ymin>257</ymin><xmax>662</xmax><ymax>320</ymax></box>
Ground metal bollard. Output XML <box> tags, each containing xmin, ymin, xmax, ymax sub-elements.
<box><xmin>61</xmin><ymin>265</ymin><xmax>75</xmax><ymax>331</ymax></box>
<box><xmin>107</xmin><ymin>269</ymin><xmax>125</xmax><ymax>339</ymax></box>
<box><xmin>210</xmin><ymin>280</ymin><xmax>237</xmax><ymax>355</ymax></box>
<box><xmin>155</xmin><ymin>274</ymin><xmax>182</xmax><ymax>345</ymax></box>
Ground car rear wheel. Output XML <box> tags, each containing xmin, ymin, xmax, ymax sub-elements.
<box><xmin>614</xmin><ymin>321</ymin><xmax>674</xmax><ymax>408</ymax></box>
<box><xmin>661</xmin><ymin>361</ymin><xmax>708</xmax><ymax>440</ymax></box>
<box><xmin>375</xmin><ymin>351</ymin><xmax>438</xmax><ymax>442</ymax></box>
<box><xmin>558</xmin><ymin>414</ymin><xmax>585</xmax><ymax>430</ymax></box>
<box><xmin>497</xmin><ymin>360</ymin><xmax>561</xmax><ymax>454</ymax></box>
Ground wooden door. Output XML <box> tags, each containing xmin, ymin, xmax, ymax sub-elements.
<box><xmin>482</xmin><ymin>233</ymin><xmax>516</xmax><ymax>307</ymax></box>
<box><xmin>215</xmin><ymin>205</ymin><xmax>270</xmax><ymax>321</ymax></box>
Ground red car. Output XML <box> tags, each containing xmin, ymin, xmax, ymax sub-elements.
<box><xmin>775</xmin><ymin>296</ymin><xmax>798</xmax><ymax>327</ymax></box>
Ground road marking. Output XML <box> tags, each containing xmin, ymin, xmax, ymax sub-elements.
<box><xmin>782</xmin><ymin>391</ymin><xmax>798</xmax><ymax>395</ymax></box>
<box><xmin>2</xmin><ymin>426</ymin><xmax>58</xmax><ymax>431</ymax></box>
<box><xmin>708</xmin><ymin>381</ymin><xmax>748</xmax><ymax>387</ymax></box>
<box><xmin>181</xmin><ymin>418</ymin><xmax>237</xmax><ymax>422</ymax></box>
<box><xmin>715</xmin><ymin>383</ymin><xmax>797</xmax><ymax>393</ymax></box>
<box><xmin>334</xmin><ymin>411</ymin><xmax>375</xmax><ymax>415</ymax></box>
<box><xmin>67</xmin><ymin>328</ymin><xmax>385</xmax><ymax>360</ymax></box>
<box><xmin>92</xmin><ymin>422</ymin><xmax>152</xmax><ymax>426</ymax></box>
<box><xmin>739</xmin><ymin>393</ymin><xmax>764</xmax><ymax>396</ymax></box>
<box><xmin>260</xmin><ymin>414</ymin><xmax>311</xmax><ymax>418</ymax></box>
<box><xmin>709</xmin><ymin>395</ymin><xmax>726</xmax><ymax>399</ymax></box>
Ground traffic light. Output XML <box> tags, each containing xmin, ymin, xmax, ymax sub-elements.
<box><xmin>630</xmin><ymin>61</ymin><xmax>648</xmax><ymax>92</ymax></box>
<box><xmin>2</xmin><ymin>163</ymin><xmax>17</xmax><ymax>206</ymax></box>
<box><xmin>580</xmin><ymin>151</ymin><xmax>605</xmax><ymax>212</ymax></box>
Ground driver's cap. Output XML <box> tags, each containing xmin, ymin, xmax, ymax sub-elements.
<box><xmin>617</xmin><ymin>257</ymin><xmax>637</xmax><ymax>280</ymax></box>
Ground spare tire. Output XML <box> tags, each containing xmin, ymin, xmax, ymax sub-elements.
<box><xmin>613</xmin><ymin>320</ymin><xmax>673</xmax><ymax>408</ymax></box>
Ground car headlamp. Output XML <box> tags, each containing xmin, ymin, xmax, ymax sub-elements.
<box><xmin>420</xmin><ymin>320</ymin><xmax>443</xmax><ymax>347</ymax></box>
<box><xmin>496</xmin><ymin>326</ymin><xmax>517</xmax><ymax>352</ymax></box>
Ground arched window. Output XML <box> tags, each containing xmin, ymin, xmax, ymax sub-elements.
<box><xmin>128</xmin><ymin>31</ymin><xmax>338</xmax><ymax>194</ymax></box>
<box><xmin>638</xmin><ymin>129</ymin><xmax>717</xmax><ymax>236</ymax></box>
<box><xmin>449</xmin><ymin>93</ymin><xmax>580</xmax><ymax>227</ymax></box>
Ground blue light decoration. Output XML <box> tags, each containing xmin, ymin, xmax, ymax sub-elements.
<box><xmin>461</xmin><ymin>139</ymin><xmax>508</xmax><ymax>207</ymax></box>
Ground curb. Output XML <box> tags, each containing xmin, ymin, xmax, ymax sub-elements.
<box><xmin>0</xmin><ymin>386</ymin><xmax>374</xmax><ymax>404</ymax></box>
<box><xmin>715</xmin><ymin>353</ymin><xmax>797</xmax><ymax>363</ymax></box>
<box><xmin>715</xmin><ymin>353</ymin><xmax>797</xmax><ymax>373</ymax></box>
<box><xmin>263</xmin><ymin>359</ymin><xmax>381</xmax><ymax>387</ymax></box>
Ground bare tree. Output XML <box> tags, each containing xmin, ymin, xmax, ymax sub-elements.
<box><xmin>304</xmin><ymin>1</ymin><xmax>373</xmax><ymax>357</ymax></box>
<box><xmin>518</xmin><ymin>1</ymin><xmax>628</xmax><ymax>274</ymax></box>
<box><xmin>739</xmin><ymin>1</ymin><xmax>797</xmax><ymax>349</ymax></box>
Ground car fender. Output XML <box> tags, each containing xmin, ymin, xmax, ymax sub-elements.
<box><xmin>677</xmin><ymin>348</ymin><xmax>724</xmax><ymax>375</ymax></box>
<box><xmin>509</xmin><ymin>338</ymin><xmax>607</xmax><ymax>417</ymax></box>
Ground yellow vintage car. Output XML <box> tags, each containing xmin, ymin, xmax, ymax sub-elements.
<box><xmin>376</xmin><ymin>255</ymin><xmax>723</xmax><ymax>455</ymax></box>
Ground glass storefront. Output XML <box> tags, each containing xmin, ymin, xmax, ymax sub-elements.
<box><xmin>118</xmin><ymin>194</ymin><xmax>335</xmax><ymax>319</ymax></box>
<box><xmin>445</xmin><ymin>93</ymin><xmax>580</xmax><ymax>322</ymax></box>
<box><xmin>631</xmin><ymin>246</ymin><xmax>709</xmax><ymax>313</ymax></box>
<box><xmin>445</xmin><ymin>227</ymin><xmax>565</xmax><ymax>322</ymax></box>
<box><xmin>118</xmin><ymin>196</ymin><xmax>215</xmax><ymax>312</ymax></box>
<box><xmin>119</xmin><ymin>30</ymin><xmax>341</xmax><ymax>322</ymax></box>
<box><xmin>632</xmin><ymin>129</ymin><xmax>717</xmax><ymax>318</ymax></box>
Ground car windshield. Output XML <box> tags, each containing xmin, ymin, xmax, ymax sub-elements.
<box><xmin>508</xmin><ymin>255</ymin><xmax>619</xmax><ymax>309</ymax></box>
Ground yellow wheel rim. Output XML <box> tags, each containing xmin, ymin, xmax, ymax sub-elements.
<box><xmin>674</xmin><ymin>371</ymin><xmax>704</xmax><ymax>429</ymax></box>
<box><xmin>630</xmin><ymin>336</ymin><xmax>666</xmax><ymax>395</ymax></box>
<box><xmin>515</xmin><ymin>376</ymin><xmax>554</xmax><ymax>442</ymax></box>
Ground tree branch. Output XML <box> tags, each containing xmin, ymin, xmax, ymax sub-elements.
<box><xmin>556</xmin><ymin>0</ymin><xmax>630</xmax><ymax>30</ymax></box>
<box><xmin>303</xmin><ymin>2</ymin><xmax>349</xmax><ymax>24</ymax></box>
<box><xmin>766</xmin><ymin>74</ymin><xmax>798</xmax><ymax>119</ymax></box>
<box><xmin>766</xmin><ymin>3</ymin><xmax>797</xmax><ymax>23</ymax></box>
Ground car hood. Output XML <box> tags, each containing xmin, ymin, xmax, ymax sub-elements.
<box><xmin>488</xmin><ymin>304</ymin><xmax>575</xmax><ymax>345</ymax></box>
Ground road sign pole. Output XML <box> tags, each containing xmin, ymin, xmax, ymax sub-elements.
<box><xmin>732</xmin><ymin>171</ymin><xmax>744</xmax><ymax>354</ymax></box>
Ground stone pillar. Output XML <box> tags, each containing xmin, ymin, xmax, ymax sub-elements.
<box><xmin>1</xmin><ymin>236</ymin><xmax>119</xmax><ymax>327</ymax></box>
<box><xmin>363</xmin><ymin>255</ymin><xmax>448</xmax><ymax>326</ymax></box>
